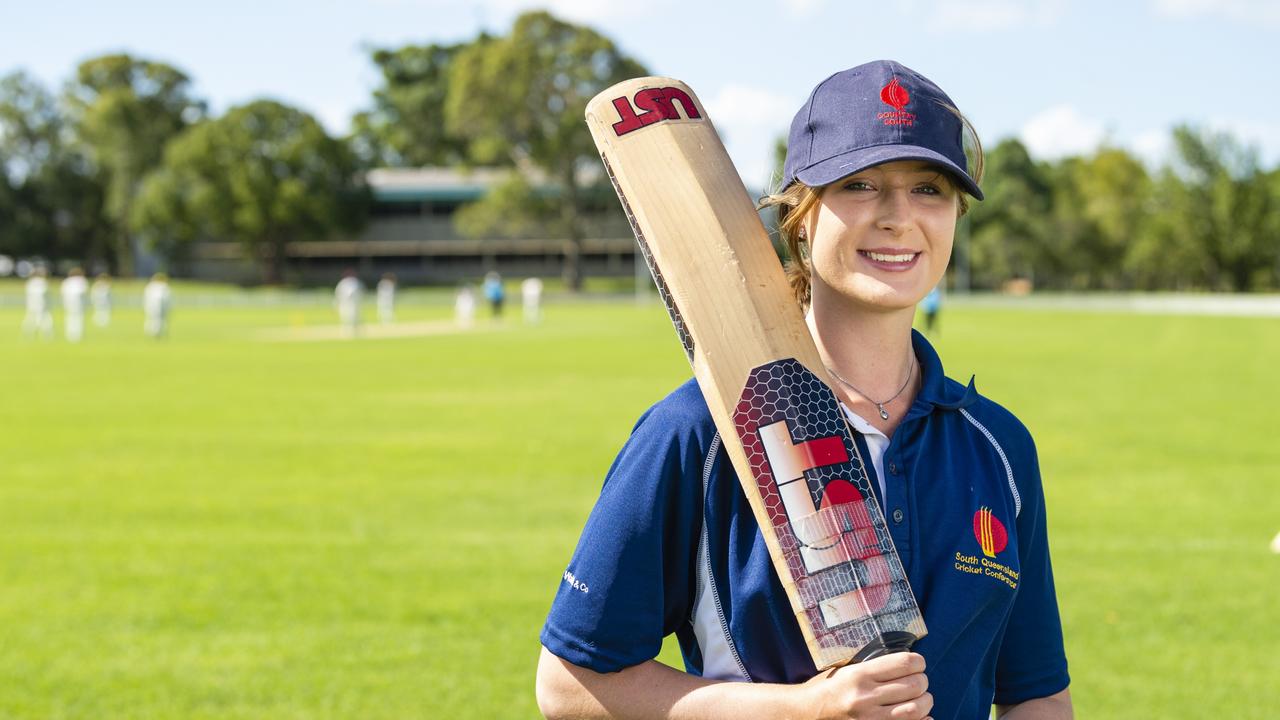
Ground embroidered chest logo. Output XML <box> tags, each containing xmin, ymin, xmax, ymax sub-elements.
<box><xmin>953</xmin><ymin>506</ymin><xmax>1018</xmax><ymax>589</ymax></box>
<box><xmin>877</xmin><ymin>77</ymin><xmax>916</xmax><ymax>127</ymax></box>
<box><xmin>973</xmin><ymin>506</ymin><xmax>1008</xmax><ymax>557</ymax></box>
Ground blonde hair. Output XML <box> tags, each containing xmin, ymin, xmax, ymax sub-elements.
<box><xmin>759</xmin><ymin>108</ymin><xmax>984</xmax><ymax>308</ymax></box>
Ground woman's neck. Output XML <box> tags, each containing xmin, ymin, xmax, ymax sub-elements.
<box><xmin>807</xmin><ymin>296</ymin><xmax>919</xmax><ymax>435</ymax></box>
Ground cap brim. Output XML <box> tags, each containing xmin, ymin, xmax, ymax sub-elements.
<box><xmin>793</xmin><ymin>145</ymin><xmax>984</xmax><ymax>201</ymax></box>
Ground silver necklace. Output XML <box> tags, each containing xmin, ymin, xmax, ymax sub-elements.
<box><xmin>827</xmin><ymin>356</ymin><xmax>915</xmax><ymax>421</ymax></box>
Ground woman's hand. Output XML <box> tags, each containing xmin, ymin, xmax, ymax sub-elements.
<box><xmin>799</xmin><ymin>652</ymin><xmax>933</xmax><ymax>720</ymax></box>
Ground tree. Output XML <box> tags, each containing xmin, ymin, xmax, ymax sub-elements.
<box><xmin>444</xmin><ymin>11</ymin><xmax>647</xmax><ymax>290</ymax></box>
<box><xmin>351</xmin><ymin>43</ymin><xmax>474</xmax><ymax>168</ymax></box>
<box><xmin>0</xmin><ymin>71</ymin><xmax>53</xmax><ymax>259</ymax></box>
<box><xmin>1037</xmin><ymin>148</ymin><xmax>1154</xmax><ymax>290</ymax></box>
<box><xmin>1159</xmin><ymin>126</ymin><xmax>1277</xmax><ymax>290</ymax></box>
<box><xmin>0</xmin><ymin>153</ymin><xmax>15</xmax><ymax>255</ymax></box>
<box><xmin>64</xmin><ymin>54</ymin><xmax>205</xmax><ymax>275</ymax></box>
<box><xmin>131</xmin><ymin>100</ymin><xmax>369</xmax><ymax>283</ymax></box>
<box><xmin>452</xmin><ymin>172</ymin><xmax>556</xmax><ymax>240</ymax></box>
<box><xmin>1266</xmin><ymin>167</ymin><xmax>1280</xmax><ymax>289</ymax></box>
<box><xmin>1122</xmin><ymin>168</ymin><xmax>1210</xmax><ymax>290</ymax></box>
<box><xmin>1066</xmin><ymin>147</ymin><xmax>1152</xmax><ymax>289</ymax></box>
<box><xmin>965</xmin><ymin>139</ymin><xmax>1053</xmax><ymax>289</ymax></box>
<box><xmin>0</xmin><ymin>71</ymin><xmax>109</xmax><ymax>265</ymax></box>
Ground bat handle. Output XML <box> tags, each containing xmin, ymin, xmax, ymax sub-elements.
<box><xmin>850</xmin><ymin>631</ymin><xmax>919</xmax><ymax>663</ymax></box>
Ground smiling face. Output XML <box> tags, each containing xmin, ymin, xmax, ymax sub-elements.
<box><xmin>802</xmin><ymin>160</ymin><xmax>960</xmax><ymax>315</ymax></box>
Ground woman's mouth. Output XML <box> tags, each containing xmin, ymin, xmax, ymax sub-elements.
<box><xmin>858</xmin><ymin>249</ymin><xmax>920</xmax><ymax>271</ymax></box>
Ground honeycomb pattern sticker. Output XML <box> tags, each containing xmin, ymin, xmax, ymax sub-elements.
<box><xmin>732</xmin><ymin>358</ymin><xmax>923</xmax><ymax>666</ymax></box>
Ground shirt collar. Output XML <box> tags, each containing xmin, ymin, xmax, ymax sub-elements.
<box><xmin>842</xmin><ymin>404</ymin><xmax>887</xmax><ymax>439</ymax></box>
<box><xmin>908</xmin><ymin>329</ymin><xmax>979</xmax><ymax>417</ymax></box>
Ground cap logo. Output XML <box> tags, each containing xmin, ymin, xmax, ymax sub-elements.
<box><xmin>880</xmin><ymin>77</ymin><xmax>909</xmax><ymax>111</ymax></box>
<box><xmin>877</xmin><ymin>77</ymin><xmax>916</xmax><ymax>127</ymax></box>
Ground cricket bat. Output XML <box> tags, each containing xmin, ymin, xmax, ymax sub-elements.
<box><xmin>585</xmin><ymin>77</ymin><xmax>926</xmax><ymax>670</ymax></box>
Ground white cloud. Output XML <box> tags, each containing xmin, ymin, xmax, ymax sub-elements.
<box><xmin>1130</xmin><ymin>128</ymin><xmax>1173</xmax><ymax>167</ymax></box>
<box><xmin>781</xmin><ymin>0</ymin><xmax>829</xmax><ymax>18</ymax></box>
<box><xmin>703</xmin><ymin>84</ymin><xmax>798</xmax><ymax>191</ymax></box>
<box><xmin>703</xmin><ymin>85</ymin><xmax>796</xmax><ymax>129</ymax></box>
<box><xmin>1099</xmin><ymin>121</ymin><xmax>1280</xmax><ymax>169</ymax></box>
<box><xmin>312</xmin><ymin>102</ymin><xmax>355</xmax><ymax>137</ymax></box>
<box><xmin>1130</xmin><ymin>119</ymin><xmax>1280</xmax><ymax>167</ymax></box>
<box><xmin>1152</xmin><ymin>0</ymin><xmax>1280</xmax><ymax>26</ymax></box>
<box><xmin>534</xmin><ymin>0</ymin><xmax>665</xmax><ymax>22</ymax></box>
<box><xmin>927</xmin><ymin>0</ymin><xmax>1066</xmax><ymax>32</ymax></box>
<box><xmin>406</xmin><ymin>0</ymin><xmax>667</xmax><ymax>24</ymax></box>
<box><xmin>1019</xmin><ymin>104</ymin><xmax>1105</xmax><ymax>160</ymax></box>
<box><xmin>1205</xmin><ymin>117</ymin><xmax>1280</xmax><ymax>165</ymax></box>
<box><xmin>365</xmin><ymin>0</ymin><xmax>663</xmax><ymax>23</ymax></box>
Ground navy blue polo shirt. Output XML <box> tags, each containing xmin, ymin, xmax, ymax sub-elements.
<box><xmin>541</xmin><ymin>331</ymin><xmax>1069</xmax><ymax>719</ymax></box>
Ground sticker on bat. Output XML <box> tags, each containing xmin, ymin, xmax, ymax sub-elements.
<box><xmin>610</xmin><ymin>86</ymin><xmax>703</xmax><ymax>136</ymax></box>
<box><xmin>732</xmin><ymin>358</ymin><xmax>911</xmax><ymax>634</ymax></box>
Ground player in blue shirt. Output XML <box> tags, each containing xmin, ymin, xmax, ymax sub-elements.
<box><xmin>538</xmin><ymin>60</ymin><xmax>1071</xmax><ymax>720</ymax></box>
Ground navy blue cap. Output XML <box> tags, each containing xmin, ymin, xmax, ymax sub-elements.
<box><xmin>783</xmin><ymin>60</ymin><xmax>983</xmax><ymax>200</ymax></box>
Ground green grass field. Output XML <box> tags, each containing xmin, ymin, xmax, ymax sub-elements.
<box><xmin>1</xmin><ymin>290</ymin><xmax>1277</xmax><ymax>718</ymax></box>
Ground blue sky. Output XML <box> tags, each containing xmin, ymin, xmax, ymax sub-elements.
<box><xmin>3</xmin><ymin>0</ymin><xmax>1278</xmax><ymax>187</ymax></box>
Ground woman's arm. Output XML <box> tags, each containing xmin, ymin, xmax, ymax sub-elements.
<box><xmin>535</xmin><ymin>645</ymin><xmax>934</xmax><ymax>720</ymax></box>
<box><xmin>995</xmin><ymin>687</ymin><xmax>1072</xmax><ymax>720</ymax></box>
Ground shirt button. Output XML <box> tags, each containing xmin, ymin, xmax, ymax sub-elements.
<box><xmin>892</xmin><ymin>508</ymin><xmax>904</xmax><ymax>524</ymax></box>
<box><xmin>888</xmin><ymin>462</ymin><xmax>899</xmax><ymax>475</ymax></box>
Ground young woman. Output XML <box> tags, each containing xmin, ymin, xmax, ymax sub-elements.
<box><xmin>536</xmin><ymin>60</ymin><xmax>1072</xmax><ymax>720</ymax></box>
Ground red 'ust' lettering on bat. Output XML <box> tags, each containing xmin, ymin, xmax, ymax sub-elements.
<box><xmin>611</xmin><ymin>87</ymin><xmax>702</xmax><ymax>136</ymax></box>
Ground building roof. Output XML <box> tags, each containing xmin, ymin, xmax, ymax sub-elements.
<box><xmin>366</xmin><ymin>167</ymin><xmax>516</xmax><ymax>203</ymax></box>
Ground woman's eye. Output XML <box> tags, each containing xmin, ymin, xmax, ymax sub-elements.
<box><xmin>914</xmin><ymin>183</ymin><xmax>941</xmax><ymax>195</ymax></box>
<box><xmin>843</xmin><ymin>180</ymin><xmax>873</xmax><ymax>191</ymax></box>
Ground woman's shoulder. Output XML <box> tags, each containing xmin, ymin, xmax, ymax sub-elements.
<box><xmin>633</xmin><ymin>377</ymin><xmax>717</xmax><ymax>433</ymax></box>
<box><xmin>613</xmin><ymin>378</ymin><xmax>722</xmax><ymax>462</ymax></box>
<box><xmin>941</xmin><ymin>376</ymin><xmax>1039</xmax><ymax>468</ymax></box>
<box><xmin>605</xmin><ymin>379</ymin><xmax>723</xmax><ymax>494</ymax></box>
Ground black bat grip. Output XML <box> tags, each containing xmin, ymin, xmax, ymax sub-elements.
<box><xmin>850</xmin><ymin>631</ymin><xmax>919</xmax><ymax>663</ymax></box>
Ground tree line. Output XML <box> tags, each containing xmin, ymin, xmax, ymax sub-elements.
<box><xmin>1</xmin><ymin>10</ymin><xmax>1277</xmax><ymax>291</ymax></box>
<box><xmin>967</xmin><ymin>132</ymin><xmax>1280</xmax><ymax>292</ymax></box>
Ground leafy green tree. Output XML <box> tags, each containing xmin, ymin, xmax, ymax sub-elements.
<box><xmin>452</xmin><ymin>172</ymin><xmax>555</xmax><ymax>240</ymax></box>
<box><xmin>1073</xmin><ymin>148</ymin><xmax>1152</xmax><ymax>289</ymax></box>
<box><xmin>0</xmin><ymin>153</ymin><xmax>14</xmax><ymax>255</ymax></box>
<box><xmin>64</xmin><ymin>54</ymin><xmax>205</xmax><ymax>275</ymax></box>
<box><xmin>1</xmin><ymin>71</ymin><xmax>62</xmax><ymax>259</ymax></box>
<box><xmin>966</xmin><ymin>139</ymin><xmax>1053</xmax><ymax>289</ymax></box>
<box><xmin>444</xmin><ymin>10</ymin><xmax>646</xmax><ymax>290</ymax></box>
<box><xmin>0</xmin><ymin>71</ymin><xmax>109</xmax><ymax>265</ymax></box>
<box><xmin>1164</xmin><ymin>126</ymin><xmax>1277</xmax><ymax>290</ymax></box>
<box><xmin>0</xmin><ymin>71</ymin><xmax>64</xmax><ymax>182</ymax></box>
<box><xmin>1122</xmin><ymin>167</ymin><xmax>1210</xmax><ymax>290</ymax></box>
<box><xmin>1266</xmin><ymin>167</ymin><xmax>1280</xmax><ymax>288</ymax></box>
<box><xmin>132</xmin><ymin>100</ymin><xmax>369</xmax><ymax>283</ymax></box>
<box><xmin>1041</xmin><ymin>148</ymin><xmax>1153</xmax><ymax>289</ymax></box>
<box><xmin>351</xmin><ymin>43</ymin><xmax>474</xmax><ymax>168</ymax></box>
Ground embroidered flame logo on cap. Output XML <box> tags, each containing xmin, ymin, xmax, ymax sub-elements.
<box><xmin>973</xmin><ymin>507</ymin><xmax>1008</xmax><ymax>558</ymax></box>
<box><xmin>880</xmin><ymin>77</ymin><xmax>910</xmax><ymax>112</ymax></box>
<box><xmin>877</xmin><ymin>77</ymin><xmax>915</xmax><ymax>127</ymax></box>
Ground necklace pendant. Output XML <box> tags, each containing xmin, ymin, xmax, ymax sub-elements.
<box><xmin>878</xmin><ymin>404</ymin><xmax>889</xmax><ymax>421</ymax></box>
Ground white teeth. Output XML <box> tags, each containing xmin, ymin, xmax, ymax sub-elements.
<box><xmin>864</xmin><ymin>251</ymin><xmax>916</xmax><ymax>263</ymax></box>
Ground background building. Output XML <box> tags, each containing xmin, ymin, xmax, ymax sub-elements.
<box><xmin>186</xmin><ymin>168</ymin><xmax>638</xmax><ymax>286</ymax></box>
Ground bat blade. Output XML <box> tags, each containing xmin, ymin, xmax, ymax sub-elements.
<box><xmin>585</xmin><ymin>77</ymin><xmax>926</xmax><ymax>669</ymax></box>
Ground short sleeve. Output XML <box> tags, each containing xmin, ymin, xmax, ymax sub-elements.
<box><xmin>539</xmin><ymin>393</ymin><xmax>709</xmax><ymax>673</ymax></box>
<box><xmin>993</xmin><ymin>435</ymin><xmax>1071</xmax><ymax>704</ymax></box>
